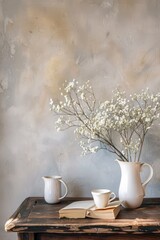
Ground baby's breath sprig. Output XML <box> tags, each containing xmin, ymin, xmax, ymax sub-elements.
<box><xmin>50</xmin><ymin>80</ymin><xmax>160</xmax><ymax>162</ymax></box>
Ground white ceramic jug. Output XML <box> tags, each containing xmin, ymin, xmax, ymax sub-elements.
<box><xmin>116</xmin><ymin>160</ymin><xmax>153</xmax><ymax>208</ymax></box>
<box><xmin>42</xmin><ymin>176</ymin><xmax>68</xmax><ymax>204</ymax></box>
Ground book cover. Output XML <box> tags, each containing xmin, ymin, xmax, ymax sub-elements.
<box><xmin>86</xmin><ymin>203</ymin><xmax>121</xmax><ymax>219</ymax></box>
<box><xmin>59</xmin><ymin>200</ymin><xmax>121</xmax><ymax>219</ymax></box>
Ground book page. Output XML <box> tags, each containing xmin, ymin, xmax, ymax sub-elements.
<box><xmin>61</xmin><ymin>200</ymin><xmax>95</xmax><ymax>210</ymax></box>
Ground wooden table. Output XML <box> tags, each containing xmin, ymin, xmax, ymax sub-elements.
<box><xmin>5</xmin><ymin>197</ymin><xmax>160</xmax><ymax>240</ymax></box>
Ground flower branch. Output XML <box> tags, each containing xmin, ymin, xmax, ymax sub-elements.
<box><xmin>50</xmin><ymin>80</ymin><xmax>160</xmax><ymax>162</ymax></box>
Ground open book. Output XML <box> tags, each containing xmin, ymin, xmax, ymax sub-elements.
<box><xmin>59</xmin><ymin>200</ymin><xmax>121</xmax><ymax>219</ymax></box>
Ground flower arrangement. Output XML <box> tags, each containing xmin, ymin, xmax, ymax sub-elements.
<box><xmin>50</xmin><ymin>79</ymin><xmax>160</xmax><ymax>162</ymax></box>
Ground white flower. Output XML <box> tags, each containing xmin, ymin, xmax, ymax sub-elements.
<box><xmin>65</xmin><ymin>79</ymin><xmax>76</xmax><ymax>92</ymax></box>
<box><xmin>50</xmin><ymin>80</ymin><xmax>160</xmax><ymax>162</ymax></box>
<box><xmin>49</xmin><ymin>98</ymin><xmax>53</xmax><ymax>105</ymax></box>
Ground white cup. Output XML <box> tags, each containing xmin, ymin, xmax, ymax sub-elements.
<box><xmin>91</xmin><ymin>189</ymin><xmax>116</xmax><ymax>208</ymax></box>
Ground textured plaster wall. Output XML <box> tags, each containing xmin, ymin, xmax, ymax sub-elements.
<box><xmin>1</xmin><ymin>0</ymin><xmax>160</xmax><ymax>239</ymax></box>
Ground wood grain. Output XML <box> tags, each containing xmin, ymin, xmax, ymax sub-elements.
<box><xmin>5</xmin><ymin>197</ymin><xmax>160</xmax><ymax>240</ymax></box>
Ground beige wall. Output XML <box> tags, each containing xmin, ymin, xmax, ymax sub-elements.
<box><xmin>1</xmin><ymin>0</ymin><xmax>160</xmax><ymax>239</ymax></box>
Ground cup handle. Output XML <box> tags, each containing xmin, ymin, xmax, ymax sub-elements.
<box><xmin>59</xmin><ymin>179</ymin><xmax>68</xmax><ymax>200</ymax></box>
<box><xmin>141</xmin><ymin>163</ymin><xmax>153</xmax><ymax>188</ymax></box>
<box><xmin>109</xmin><ymin>192</ymin><xmax>116</xmax><ymax>202</ymax></box>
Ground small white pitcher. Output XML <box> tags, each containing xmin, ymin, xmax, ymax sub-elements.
<box><xmin>42</xmin><ymin>176</ymin><xmax>68</xmax><ymax>204</ymax></box>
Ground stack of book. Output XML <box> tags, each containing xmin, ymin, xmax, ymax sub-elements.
<box><xmin>59</xmin><ymin>200</ymin><xmax>121</xmax><ymax>219</ymax></box>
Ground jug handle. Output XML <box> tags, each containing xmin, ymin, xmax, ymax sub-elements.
<box><xmin>141</xmin><ymin>163</ymin><xmax>153</xmax><ymax>188</ymax></box>
<box><xmin>59</xmin><ymin>179</ymin><xmax>68</xmax><ymax>200</ymax></box>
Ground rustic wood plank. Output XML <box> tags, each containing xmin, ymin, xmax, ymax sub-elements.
<box><xmin>18</xmin><ymin>233</ymin><xmax>34</xmax><ymax>240</ymax></box>
<box><xmin>35</xmin><ymin>233</ymin><xmax>160</xmax><ymax>240</ymax></box>
<box><xmin>5</xmin><ymin>197</ymin><xmax>32</xmax><ymax>232</ymax></box>
<box><xmin>5</xmin><ymin>197</ymin><xmax>160</xmax><ymax>236</ymax></box>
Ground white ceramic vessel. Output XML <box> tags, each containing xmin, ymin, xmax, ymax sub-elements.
<box><xmin>91</xmin><ymin>189</ymin><xmax>116</xmax><ymax>208</ymax></box>
<box><xmin>116</xmin><ymin>160</ymin><xmax>153</xmax><ymax>208</ymax></box>
<box><xmin>42</xmin><ymin>176</ymin><xmax>68</xmax><ymax>204</ymax></box>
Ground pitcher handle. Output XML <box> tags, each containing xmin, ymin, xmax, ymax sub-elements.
<box><xmin>141</xmin><ymin>163</ymin><xmax>153</xmax><ymax>188</ymax></box>
<box><xmin>59</xmin><ymin>179</ymin><xmax>68</xmax><ymax>200</ymax></box>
